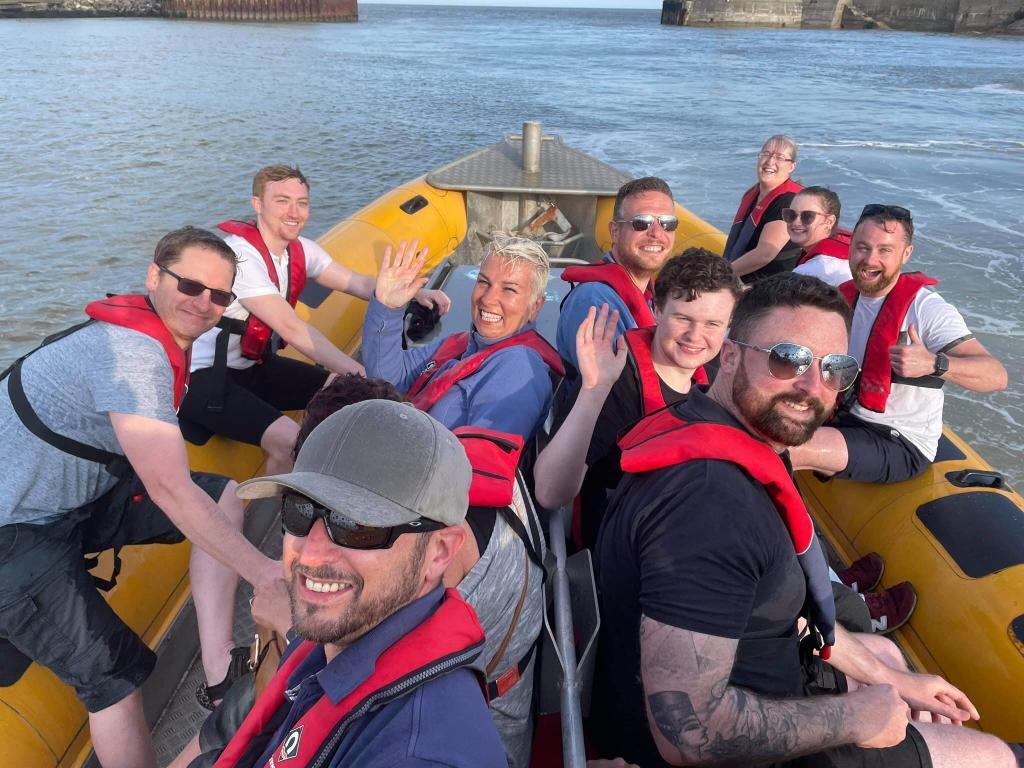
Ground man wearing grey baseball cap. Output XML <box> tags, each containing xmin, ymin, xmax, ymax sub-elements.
<box><xmin>212</xmin><ymin>399</ymin><xmax>506</xmax><ymax>768</ymax></box>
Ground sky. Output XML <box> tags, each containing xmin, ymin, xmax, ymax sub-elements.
<box><xmin>363</xmin><ymin>1</ymin><xmax>663</xmax><ymax>7</ymax></box>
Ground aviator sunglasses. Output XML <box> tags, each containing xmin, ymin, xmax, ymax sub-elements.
<box><xmin>613</xmin><ymin>214</ymin><xmax>680</xmax><ymax>232</ymax></box>
<box><xmin>280</xmin><ymin>492</ymin><xmax>446</xmax><ymax>549</ymax></box>
<box><xmin>731</xmin><ymin>340</ymin><xmax>860</xmax><ymax>392</ymax></box>
<box><xmin>158</xmin><ymin>265</ymin><xmax>236</xmax><ymax>308</ymax></box>
<box><xmin>781</xmin><ymin>208</ymin><xmax>829</xmax><ymax>226</ymax></box>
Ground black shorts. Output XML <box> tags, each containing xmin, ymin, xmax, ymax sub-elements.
<box><xmin>179</xmin><ymin>354</ymin><xmax>329</xmax><ymax>446</ymax></box>
<box><xmin>0</xmin><ymin>471</ymin><xmax>229</xmax><ymax>712</ymax></box>
<box><xmin>832</xmin><ymin>412</ymin><xmax>930</xmax><ymax>485</ymax></box>
<box><xmin>784</xmin><ymin>655</ymin><xmax>933</xmax><ymax>768</ymax></box>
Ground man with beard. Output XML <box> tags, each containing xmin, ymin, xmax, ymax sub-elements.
<box><xmin>789</xmin><ymin>205</ymin><xmax>1006</xmax><ymax>484</ymax></box>
<box><xmin>209</xmin><ymin>399</ymin><xmax>506</xmax><ymax>768</ymax></box>
<box><xmin>556</xmin><ymin>177</ymin><xmax>678</xmax><ymax>375</ymax></box>
<box><xmin>591</xmin><ymin>275</ymin><xmax>1018</xmax><ymax>768</ymax></box>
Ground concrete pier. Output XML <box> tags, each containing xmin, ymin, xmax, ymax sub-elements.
<box><xmin>0</xmin><ymin>0</ymin><xmax>355</xmax><ymax>19</ymax></box>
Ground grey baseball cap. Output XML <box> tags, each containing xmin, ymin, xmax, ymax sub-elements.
<box><xmin>237</xmin><ymin>399</ymin><xmax>471</xmax><ymax>527</ymax></box>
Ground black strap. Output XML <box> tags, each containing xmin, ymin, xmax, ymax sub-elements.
<box><xmin>208</xmin><ymin>316</ymin><xmax>247</xmax><ymax>413</ymax></box>
<box><xmin>6</xmin><ymin>357</ymin><xmax>131</xmax><ymax>478</ymax></box>
<box><xmin>497</xmin><ymin>504</ymin><xmax>544</xmax><ymax>573</ymax></box>
<box><xmin>486</xmin><ymin>641</ymin><xmax>537</xmax><ymax>702</ymax></box>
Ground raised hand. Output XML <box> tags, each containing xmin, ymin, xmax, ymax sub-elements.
<box><xmin>889</xmin><ymin>324</ymin><xmax>936</xmax><ymax>378</ymax></box>
<box><xmin>374</xmin><ymin>239</ymin><xmax>430</xmax><ymax>309</ymax></box>
<box><xmin>576</xmin><ymin>304</ymin><xmax>628</xmax><ymax>393</ymax></box>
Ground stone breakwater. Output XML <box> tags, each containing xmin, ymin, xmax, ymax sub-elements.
<box><xmin>0</xmin><ymin>0</ymin><xmax>356</xmax><ymax>19</ymax></box>
<box><xmin>661</xmin><ymin>0</ymin><xmax>1024</xmax><ymax>32</ymax></box>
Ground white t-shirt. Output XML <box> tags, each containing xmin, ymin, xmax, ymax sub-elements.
<box><xmin>793</xmin><ymin>255</ymin><xmax>853</xmax><ymax>287</ymax></box>
<box><xmin>190</xmin><ymin>234</ymin><xmax>333</xmax><ymax>371</ymax></box>
<box><xmin>848</xmin><ymin>287</ymin><xmax>972</xmax><ymax>460</ymax></box>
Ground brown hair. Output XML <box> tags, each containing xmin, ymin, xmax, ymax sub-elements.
<box><xmin>796</xmin><ymin>186</ymin><xmax>841</xmax><ymax>235</ymax></box>
<box><xmin>153</xmin><ymin>226</ymin><xmax>238</xmax><ymax>277</ymax></box>
<box><xmin>613</xmin><ymin>176</ymin><xmax>673</xmax><ymax>219</ymax></box>
<box><xmin>252</xmin><ymin>165</ymin><xmax>310</xmax><ymax>198</ymax></box>
<box><xmin>729</xmin><ymin>274</ymin><xmax>851</xmax><ymax>344</ymax></box>
<box><xmin>294</xmin><ymin>375</ymin><xmax>406</xmax><ymax>458</ymax></box>
<box><xmin>653</xmin><ymin>248</ymin><xmax>744</xmax><ymax>309</ymax></box>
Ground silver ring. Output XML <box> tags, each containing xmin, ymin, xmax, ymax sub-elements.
<box><xmin>248</xmin><ymin>596</ymin><xmax>255</xmax><ymax>610</ymax></box>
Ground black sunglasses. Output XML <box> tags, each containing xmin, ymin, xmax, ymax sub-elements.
<box><xmin>860</xmin><ymin>204</ymin><xmax>912</xmax><ymax>222</ymax></box>
<box><xmin>158</xmin><ymin>265</ymin><xmax>235</xmax><ymax>308</ymax></box>
<box><xmin>280</xmin><ymin>492</ymin><xmax>446</xmax><ymax>549</ymax></box>
<box><xmin>781</xmin><ymin>208</ymin><xmax>828</xmax><ymax>226</ymax></box>
<box><xmin>732</xmin><ymin>340</ymin><xmax>860</xmax><ymax>392</ymax></box>
<box><xmin>614</xmin><ymin>214</ymin><xmax>680</xmax><ymax>233</ymax></box>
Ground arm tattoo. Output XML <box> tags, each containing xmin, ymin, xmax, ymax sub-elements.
<box><xmin>641</xmin><ymin>617</ymin><xmax>851</xmax><ymax>764</ymax></box>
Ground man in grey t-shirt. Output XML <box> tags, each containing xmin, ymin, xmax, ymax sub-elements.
<box><xmin>0</xmin><ymin>227</ymin><xmax>281</xmax><ymax>768</ymax></box>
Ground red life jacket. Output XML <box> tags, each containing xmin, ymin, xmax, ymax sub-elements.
<box><xmin>723</xmin><ymin>178</ymin><xmax>804</xmax><ymax>263</ymax></box>
<box><xmin>408</xmin><ymin>330</ymin><xmax>565</xmax><ymax>413</ymax></box>
<box><xmin>839</xmin><ymin>272</ymin><xmax>939</xmax><ymax>413</ymax></box>
<box><xmin>214</xmin><ymin>589</ymin><xmax>485</xmax><ymax>768</ymax></box>
<box><xmin>561</xmin><ymin>262</ymin><xmax>656</xmax><ymax>328</ymax></box>
<box><xmin>796</xmin><ymin>229</ymin><xmax>852</xmax><ymax>267</ymax></box>
<box><xmin>85</xmin><ymin>294</ymin><xmax>190</xmax><ymax>411</ymax></box>
<box><xmin>622</xmin><ymin>327</ymin><xmax>708</xmax><ymax>414</ymax></box>
<box><xmin>455</xmin><ymin>426</ymin><xmax>524</xmax><ymax>507</ymax></box>
<box><xmin>617</xmin><ymin>406</ymin><xmax>835</xmax><ymax>654</ymax></box>
<box><xmin>218</xmin><ymin>220</ymin><xmax>307</xmax><ymax>360</ymax></box>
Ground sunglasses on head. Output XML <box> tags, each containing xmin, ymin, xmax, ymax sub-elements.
<box><xmin>280</xmin><ymin>492</ymin><xmax>446</xmax><ymax>549</ymax></box>
<box><xmin>732</xmin><ymin>340</ymin><xmax>860</xmax><ymax>392</ymax></box>
<box><xmin>859</xmin><ymin>204</ymin><xmax>912</xmax><ymax>222</ymax></box>
<box><xmin>781</xmin><ymin>208</ymin><xmax>828</xmax><ymax>226</ymax></box>
<box><xmin>159</xmin><ymin>265</ymin><xmax>235</xmax><ymax>308</ymax></box>
<box><xmin>614</xmin><ymin>214</ymin><xmax>680</xmax><ymax>233</ymax></box>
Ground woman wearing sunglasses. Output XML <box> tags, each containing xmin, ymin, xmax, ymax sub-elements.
<box><xmin>789</xmin><ymin>186</ymin><xmax>853</xmax><ymax>287</ymax></box>
<box><xmin>723</xmin><ymin>135</ymin><xmax>804</xmax><ymax>284</ymax></box>
<box><xmin>363</xmin><ymin>235</ymin><xmax>563</xmax><ymax>442</ymax></box>
<box><xmin>534</xmin><ymin>249</ymin><xmax>743</xmax><ymax>549</ymax></box>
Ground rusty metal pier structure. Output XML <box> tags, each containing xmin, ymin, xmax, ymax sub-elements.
<box><xmin>166</xmin><ymin>0</ymin><xmax>355</xmax><ymax>21</ymax></box>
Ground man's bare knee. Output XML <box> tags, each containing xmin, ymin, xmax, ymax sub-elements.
<box><xmin>855</xmin><ymin>632</ymin><xmax>909</xmax><ymax>671</ymax></box>
<box><xmin>260</xmin><ymin>416</ymin><xmax>299</xmax><ymax>459</ymax></box>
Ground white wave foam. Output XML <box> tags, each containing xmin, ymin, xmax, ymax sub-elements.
<box><xmin>804</xmin><ymin>139</ymin><xmax>1024</xmax><ymax>152</ymax></box>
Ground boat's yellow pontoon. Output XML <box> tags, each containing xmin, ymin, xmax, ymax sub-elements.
<box><xmin>3</xmin><ymin>126</ymin><xmax>1020</xmax><ymax>767</ymax></box>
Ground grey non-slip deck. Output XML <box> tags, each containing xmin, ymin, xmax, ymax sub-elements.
<box><xmin>427</xmin><ymin>134</ymin><xmax>632</xmax><ymax>196</ymax></box>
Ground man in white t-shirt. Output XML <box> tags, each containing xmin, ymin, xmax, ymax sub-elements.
<box><xmin>790</xmin><ymin>205</ymin><xmax>1007</xmax><ymax>483</ymax></box>
<box><xmin>179</xmin><ymin>166</ymin><xmax>448</xmax><ymax>473</ymax></box>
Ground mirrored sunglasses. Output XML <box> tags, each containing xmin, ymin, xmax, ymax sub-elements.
<box><xmin>280</xmin><ymin>492</ymin><xmax>445</xmax><ymax>549</ymax></box>
<box><xmin>159</xmin><ymin>265</ymin><xmax>235</xmax><ymax>308</ymax></box>
<box><xmin>732</xmin><ymin>340</ymin><xmax>860</xmax><ymax>392</ymax></box>
<box><xmin>781</xmin><ymin>208</ymin><xmax>826</xmax><ymax>226</ymax></box>
<box><xmin>614</xmin><ymin>214</ymin><xmax>679</xmax><ymax>233</ymax></box>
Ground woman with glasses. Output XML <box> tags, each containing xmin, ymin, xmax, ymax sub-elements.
<box><xmin>788</xmin><ymin>186</ymin><xmax>854</xmax><ymax>287</ymax></box>
<box><xmin>723</xmin><ymin>135</ymin><xmax>803</xmax><ymax>284</ymax></box>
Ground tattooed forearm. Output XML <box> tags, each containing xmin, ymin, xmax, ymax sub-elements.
<box><xmin>641</xmin><ymin>616</ymin><xmax>853</xmax><ymax>766</ymax></box>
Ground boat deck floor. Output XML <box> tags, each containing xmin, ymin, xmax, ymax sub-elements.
<box><xmin>151</xmin><ymin>506</ymin><xmax>282</xmax><ymax>768</ymax></box>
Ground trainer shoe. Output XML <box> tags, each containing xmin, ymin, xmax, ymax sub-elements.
<box><xmin>864</xmin><ymin>581</ymin><xmax>917</xmax><ymax>634</ymax></box>
<box><xmin>837</xmin><ymin>552</ymin><xmax>885</xmax><ymax>593</ymax></box>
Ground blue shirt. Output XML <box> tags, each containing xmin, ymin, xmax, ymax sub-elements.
<box><xmin>254</xmin><ymin>587</ymin><xmax>505</xmax><ymax>768</ymax></box>
<box><xmin>362</xmin><ymin>297</ymin><xmax>553</xmax><ymax>441</ymax></box>
<box><xmin>555</xmin><ymin>254</ymin><xmax>649</xmax><ymax>373</ymax></box>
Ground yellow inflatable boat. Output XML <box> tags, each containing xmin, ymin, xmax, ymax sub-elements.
<box><xmin>3</xmin><ymin>125</ymin><xmax>1020</xmax><ymax>767</ymax></box>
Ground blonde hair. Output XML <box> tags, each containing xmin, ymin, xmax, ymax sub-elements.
<box><xmin>483</xmin><ymin>233</ymin><xmax>550</xmax><ymax>303</ymax></box>
<box><xmin>762</xmin><ymin>134</ymin><xmax>798</xmax><ymax>163</ymax></box>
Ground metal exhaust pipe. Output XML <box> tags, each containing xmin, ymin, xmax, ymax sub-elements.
<box><xmin>522</xmin><ymin>121</ymin><xmax>542</xmax><ymax>173</ymax></box>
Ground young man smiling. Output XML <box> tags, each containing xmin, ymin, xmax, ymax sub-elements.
<box><xmin>789</xmin><ymin>204</ymin><xmax>1007</xmax><ymax>483</ymax></box>
<box><xmin>212</xmin><ymin>399</ymin><xmax>506</xmax><ymax>768</ymax></box>
<box><xmin>556</xmin><ymin>176</ymin><xmax>679</xmax><ymax>375</ymax></box>
<box><xmin>180</xmin><ymin>165</ymin><xmax>449</xmax><ymax>474</ymax></box>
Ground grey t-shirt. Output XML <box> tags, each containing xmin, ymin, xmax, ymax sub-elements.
<box><xmin>0</xmin><ymin>322</ymin><xmax>178</xmax><ymax>526</ymax></box>
<box><xmin>457</xmin><ymin>475</ymin><xmax>546</xmax><ymax>768</ymax></box>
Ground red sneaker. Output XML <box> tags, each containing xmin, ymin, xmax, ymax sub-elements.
<box><xmin>837</xmin><ymin>552</ymin><xmax>885</xmax><ymax>593</ymax></box>
<box><xmin>864</xmin><ymin>581</ymin><xmax>917</xmax><ymax>634</ymax></box>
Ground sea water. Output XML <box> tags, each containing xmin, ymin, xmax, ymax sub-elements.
<box><xmin>0</xmin><ymin>4</ymin><xmax>1021</xmax><ymax>478</ymax></box>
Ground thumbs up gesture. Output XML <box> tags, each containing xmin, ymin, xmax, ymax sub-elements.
<box><xmin>889</xmin><ymin>325</ymin><xmax>936</xmax><ymax>378</ymax></box>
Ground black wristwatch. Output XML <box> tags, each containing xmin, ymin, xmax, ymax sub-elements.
<box><xmin>933</xmin><ymin>352</ymin><xmax>949</xmax><ymax>377</ymax></box>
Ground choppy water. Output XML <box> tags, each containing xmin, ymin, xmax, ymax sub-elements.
<box><xmin>0</xmin><ymin>5</ymin><xmax>1021</xmax><ymax>479</ymax></box>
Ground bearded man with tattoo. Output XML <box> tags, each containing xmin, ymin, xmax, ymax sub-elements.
<box><xmin>592</xmin><ymin>275</ymin><xmax>1020</xmax><ymax>768</ymax></box>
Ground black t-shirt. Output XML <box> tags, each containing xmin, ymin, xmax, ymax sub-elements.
<box><xmin>591</xmin><ymin>390</ymin><xmax>807</xmax><ymax>767</ymax></box>
<box><xmin>549</xmin><ymin>357</ymin><xmax>690</xmax><ymax>549</ymax></box>
<box><xmin>742</xmin><ymin>191</ymin><xmax>799</xmax><ymax>284</ymax></box>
